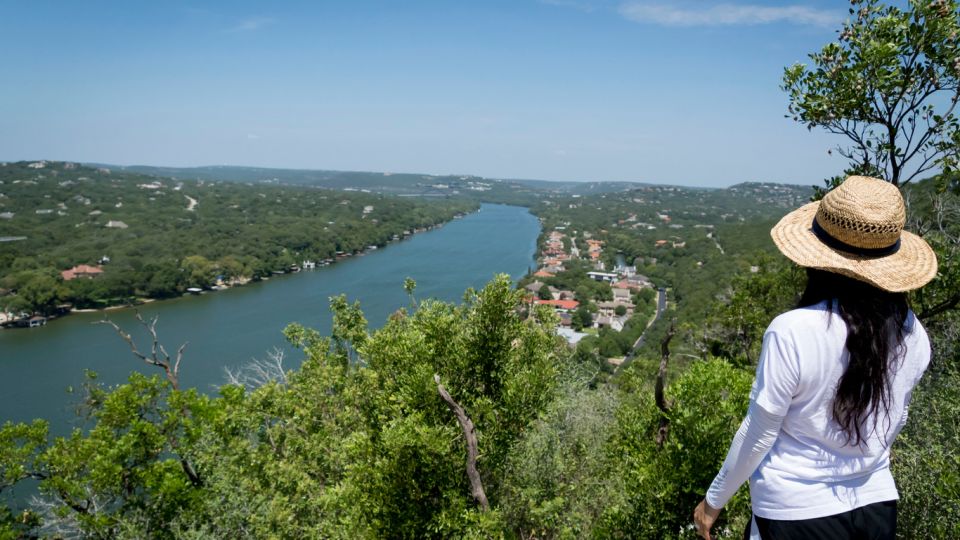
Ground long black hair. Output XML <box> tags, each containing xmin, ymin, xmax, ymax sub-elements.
<box><xmin>797</xmin><ymin>268</ymin><xmax>910</xmax><ymax>446</ymax></box>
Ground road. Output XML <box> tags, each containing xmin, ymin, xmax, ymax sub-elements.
<box><xmin>614</xmin><ymin>287</ymin><xmax>667</xmax><ymax>375</ymax></box>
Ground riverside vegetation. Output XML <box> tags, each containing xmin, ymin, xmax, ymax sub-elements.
<box><xmin>0</xmin><ymin>162</ymin><xmax>476</xmax><ymax>316</ymax></box>
<box><xmin>1</xmin><ymin>0</ymin><xmax>959</xmax><ymax>537</ymax></box>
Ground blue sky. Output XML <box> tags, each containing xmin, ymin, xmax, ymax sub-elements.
<box><xmin>0</xmin><ymin>0</ymin><xmax>852</xmax><ymax>187</ymax></box>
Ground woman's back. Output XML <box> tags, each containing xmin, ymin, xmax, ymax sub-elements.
<box><xmin>749</xmin><ymin>301</ymin><xmax>930</xmax><ymax>519</ymax></box>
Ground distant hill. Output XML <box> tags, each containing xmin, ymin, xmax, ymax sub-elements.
<box><xmin>90</xmin><ymin>163</ymin><xmax>813</xmax><ymax>204</ymax></box>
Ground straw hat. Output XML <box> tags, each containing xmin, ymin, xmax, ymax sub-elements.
<box><xmin>770</xmin><ymin>175</ymin><xmax>937</xmax><ymax>292</ymax></box>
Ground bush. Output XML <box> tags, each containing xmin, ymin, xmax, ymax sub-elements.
<box><xmin>610</xmin><ymin>359</ymin><xmax>754</xmax><ymax>539</ymax></box>
<box><xmin>892</xmin><ymin>362</ymin><xmax>960</xmax><ymax>539</ymax></box>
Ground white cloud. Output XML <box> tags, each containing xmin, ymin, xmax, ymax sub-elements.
<box><xmin>228</xmin><ymin>16</ymin><xmax>275</xmax><ymax>32</ymax></box>
<box><xmin>247</xmin><ymin>134</ymin><xmax>261</xmax><ymax>140</ymax></box>
<box><xmin>618</xmin><ymin>2</ymin><xmax>841</xmax><ymax>27</ymax></box>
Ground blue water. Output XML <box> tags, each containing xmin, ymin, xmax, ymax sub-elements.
<box><xmin>0</xmin><ymin>204</ymin><xmax>539</xmax><ymax>433</ymax></box>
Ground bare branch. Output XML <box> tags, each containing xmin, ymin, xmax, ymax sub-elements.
<box><xmin>224</xmin><ymin>348</ymin><xmax>288</xmax><ymax>390</ymax></box>
<box><xmin>434</xmin><ymin>374</ymin><xmax>489</xmax><ymax>511</ymax></box>
<box><xmin>96</xmin><ymin>312</ymin><xmax>185</xmax><ymax>390</ymax></box>
<box><xmin>654</xmin><ymin>321</ymin><xmax>676</xmax><ymax>448</ymax></box>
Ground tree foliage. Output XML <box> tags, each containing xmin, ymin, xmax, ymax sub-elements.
<box><xmin>0</xmin><ymin>276</ymin><xmax>570</xmax><ymax>538</ymax></box>
<box><xmin>783</xmin><ymin>0</ymin><xmax>960</xmax><ymax>187</ymax></box>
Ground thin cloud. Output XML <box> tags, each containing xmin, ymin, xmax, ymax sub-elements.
<box><xmin>228</xmin><ymin>16</ymin><xmax>275</xmax><ymax>32</ymax></box>
<box><xmin>618</xmin><ymin>2</ymin><xmax>841</xmax><ymax>27</ymax></box>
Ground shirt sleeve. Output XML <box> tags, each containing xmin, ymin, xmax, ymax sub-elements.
<box><xmin>749</xmin><ymin>330</ymin><xmax>800</xmax><ymax>417</ymax></box>
<box><xmin>705</xmin><ymin>401</ymin><xmax>784</xmax><ymax>509</ymax></box>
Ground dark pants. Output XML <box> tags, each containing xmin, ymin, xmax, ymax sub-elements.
<box><xmin>754</xmin><ymin>500</ymin><xmax>896</xmax><ymax>540</ymax></box>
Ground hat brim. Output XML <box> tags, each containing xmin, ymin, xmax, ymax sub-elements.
<box><xmin>770</xmin><ymin>202</ymin><xmax>938</xmax><ymax>292</ymax></box>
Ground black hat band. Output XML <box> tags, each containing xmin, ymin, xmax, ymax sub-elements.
<box><xmin>811</xmin><ymin>217</ymin><xmax>901</xmax><ymax>257</ymax></box>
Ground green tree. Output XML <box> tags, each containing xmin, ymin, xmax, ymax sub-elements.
<box><xmin>611</xmin><ymin>359</ymin><xmax>754</xmax><ymax>539</ymax></box>
<box><xmin>782</xmin><ymin>0</ymin><xmax>960</xmax><ymax>187</ymax></box>
<box><xmin>572</xmin><ymin>305</ymin><xmax>593</xmax><ymax>331</ymax></box>
<box><xmin>537</xmin><ymin>285</ymin><xmax>553</xmax><ymax>301</ymax></box>
<box><xmin>0</xmin><ymin>276</ymin><xmax>568</xmax><ymax>538</ymax></box>
<box><xmin>17</xmin><ymin>272</ymin><xmax>66</xmax><ymax>315</ymax></box>
<box><xmin>180</xmin><ymin>256</ymin><xmax>215</xmax><ymax>288</ymax></box>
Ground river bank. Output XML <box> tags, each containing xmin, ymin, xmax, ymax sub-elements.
<box><xmin>0</xmin><ymin>204</ymin><xmax>540</xmax><ymax>434</ymax></box>
<box><xmin>1</xmin><ymin>210</ymin><xmax>474</xmax><ymax>330</ymax></box>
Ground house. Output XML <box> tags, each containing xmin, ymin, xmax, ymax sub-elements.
<box><xmin>524</xmin><ymin>281</ymin><xmax>546</xmax><ymax>294</ymax></box>
<box><xmin>533</xmin><ymin>270</ymin><xmax>555</xmax><ymax>278</ymax></box>
<box><xmin>586</xmin><ymin>271</ymin><xmax>617</xmax><ymax>282</ymax></box>
<box><xmin>533</xmin><ymin>299</ymin><xmax>579</xmax><ymax>312</ymax></box>
<box><xmin>626</xmin><ymin>275</ymin><xmax>653</xmax><ymax>289</ymax></box>
<box><xmin>597</xmin><ymin>301</ymin><xmax>634</xmax><ymax>317</ymax></box>
<box><xmin>612</xmin><ymin>288</ymin><xmax>632</xmax><ymax>303</ymax></box>
<box><xmin>556</xmin><ymin>327</ymin><xmax>588</xmax><ymax>346</ymax></box>
<box><xmin>595</xmin><ymin>315</ymin><xmax>627</xmax><ymax>332</ymax></box>
<box><xmin>554</xmin><ymin>289</ymin><xmax>576</xmax><ymax>300</ymax></box>
<box><xmin>61</xmin><ymin>264</ymin><xmax>104</xmax><ymax>281</ymax></box>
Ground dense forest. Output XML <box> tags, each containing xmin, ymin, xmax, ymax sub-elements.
<box><xmin>0</xmin><ymin>161</ymin><xmax>476</xmax><ymax>316</ymax></box>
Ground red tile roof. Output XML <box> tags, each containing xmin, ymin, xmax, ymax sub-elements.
<box><xmin>61</xmin><ymin>264</ymin><xmax>103</xmax><ymax>281</ymax></box>
<box><xmin>534</xmin><ymin>299</ymin><xmax>580</xmax><ymax>310</ymax></box>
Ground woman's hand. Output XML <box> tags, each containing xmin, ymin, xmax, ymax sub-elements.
<box><xmin>693</xmin><ymin>499</ymin><xmax>722</xmax><ymax>539</ymax></box>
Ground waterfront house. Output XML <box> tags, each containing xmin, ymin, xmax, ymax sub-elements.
<box><xmin>61</xmin><ymin>264</ymin><xmax>103</xmax><ymax>281</ymax></box>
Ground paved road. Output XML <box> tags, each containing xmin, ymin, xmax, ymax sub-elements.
<box><xmin>614</xmin><ymin>287</ymin><xmax>667</xmax><ymax>375</ymax></box>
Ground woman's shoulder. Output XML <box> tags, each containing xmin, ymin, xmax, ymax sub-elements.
<box><xmin>766</xmin><ymin>301</ymin><xmax>834</xmax><ymax>334</ymax></box>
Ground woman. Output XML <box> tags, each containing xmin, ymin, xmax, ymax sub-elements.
<box><xmin>693</xmin><ymin>176</ymin><xmax>937</xmax><ymax>540</ymax></box>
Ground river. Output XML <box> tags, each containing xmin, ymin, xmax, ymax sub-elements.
<box><xmin>0</xmin><ymin>203</ymin><xmax>540</xmax><ymax>435</ymax></box>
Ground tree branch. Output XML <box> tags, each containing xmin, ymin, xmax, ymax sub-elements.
<box><xmin>654</xmin><ymin>321</ymin><xmax>676</xmax><ymax>448</ymax></box>
<box><xmin>96</xmin><ymin>312</ymin><xmax>187</xmax><ymax>390</ymax></box>
<box><xmin>918</xmin><ymin>292</ymin><xmax>960</xmax><ymax>321</ymax></box>
<box><xmin>434</xmin><ymin>374</ymin><xmax>489</xmax><ymax>511</ymax></box>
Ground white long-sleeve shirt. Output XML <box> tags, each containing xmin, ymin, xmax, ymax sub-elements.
<box><xmin>706</xmin><ymin>302</ymin><xmax>930</xmax><ymax>522</ymax></box>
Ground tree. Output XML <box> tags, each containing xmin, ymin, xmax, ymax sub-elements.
<box><xmin>572</xmin><ymin>305</ymin><xmax>593</xmax><ymax>331</ymax></box>
<box><xmin>536</xmin><ymin>285</ymin><xmax>553</xmax><ymax>301</ymax></box>
<box><xmin>181</xmin><ymin>255</ymin><xmax>215</xmax><ymax>288</ymax></box>
<box><xmin>783</xmin><ymin>0</ymin><xmax>960</xmax><ymax>187</ymax></box>
<box><xmin>0</xmin><ymin>276</ymin><xmax>567</xmax><ymax>538</ymax></box>
<box><xmin>17</xmin><ymin>272</ymin><xmax>65</xmax><ymax>315</ymax></box>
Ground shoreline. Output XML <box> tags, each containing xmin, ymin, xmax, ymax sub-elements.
<box><xmin>3</xmin><ymin>211</ymin><xmax>475</xmax><ymax>329</ymax></box>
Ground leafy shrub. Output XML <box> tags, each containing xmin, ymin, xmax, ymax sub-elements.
<box><xmin>611</xmin><ymin>359</ymin><xmax>753</xmax><ymax>539</ymax></box>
